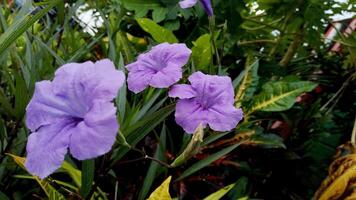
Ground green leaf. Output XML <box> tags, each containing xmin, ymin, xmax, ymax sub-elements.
<box><xmin>152</xmin><ymin>8</ymin><xmax>169</xmax><ymax>23</ymax></box>
<box><xmin>0</xmin><ymin>88</ymin><xmax>13</xmax><ymax>117</ymax></box>
<box><xmin>81</xmin><ymin>159</ymin><xmax>95</xmax><ymax>199</ymax></box>
<box><xmin>249</xmin><ymin>134</ymin><xmax>286</xmax><ymax>149</ymax></box>
<box><xmin>138</xmin><ymin>125</ymin><xmax>167</xmax><ymax>200</ymax></box>
<box><xmin>111</xmin><ymin>104</ymin><xmax>175</xmax><ymax>164</ymax></box>
<box><xmin>235</xmin><ymin>56</ymin><xmax>259</xmax><ymax>107</ymax></box>
<box><xmin>122</xmin><ymin>0</ymin><xmax>162</xmax><ymax>18</ymax></box>
<box><xmin>0</xmin><ymin>0</ymin><xmax>61</xmax><ymax>56</ymax></box>
<box><xmin>176</xmin><ymin>141</ymin><xmax>246</xmax><ymax>181</ymax></box>
<box><xmin>147</xmin><ymin>176</ymin><xmax>172</xmax><ymax>200</ymax></box>
<box><xmin>7</xmin><ymin>154</ymin><xmax>66</xmax><ymax>199</ymax></box>
<box><xmin>137</xmin><ymin>18</ymin><xmax>178</xmax><ymax>43</ymax></box>
<box><xmin>247</xmin><ymin>81</ymin><xmax>317</xmax><ymax>114</ymax></box>
<box><xmin>203</xmin><ymin>183</ymin><xmax>236</xmax><ymax>200</ymax></box>
<box><xmin>191</xmin><ymin>34</ymin><xmax>212</xmax><ymax>72</ymax></box>
<box><xmin>60</xmin><ymin>161</ymin><xmax>82</xmax><ymax>187</ymax></box>
<box><xmin>0</xmin><ymin>191</ymin><xmax>9</xmax><ymax>200</ymax></box>
<box><xmin>14</xmin><ymin>72</ymin><xmax>29</xmax><ymax>119</ymax></box>
<box><xmin>170</xmin><ymin>124</ymin><xmax>204</xmax><ymax>167</ymax></box>
<box><xmin>227</xmin><ymin>177</ymin><xmax>249</xmax><ymax>199</ymax></box>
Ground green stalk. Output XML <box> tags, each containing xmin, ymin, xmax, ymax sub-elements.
<box><xmin>208</xmin><ymin>16</ymin><xmax>221</xmax><ymax>74</ymax></box>
<box><xmin>81</xmin><ymin>159</ymin><xmax>95</xmax><ymax>199</ymax></box>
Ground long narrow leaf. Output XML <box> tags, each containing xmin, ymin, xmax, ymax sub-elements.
<box><xmin>0</xmin><ymin>0</ymin><xmax>60</xmax><ymax>56</ymax></box>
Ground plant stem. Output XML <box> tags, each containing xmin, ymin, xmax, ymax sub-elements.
<box><xmin>208</xmin><ymin>16</ymin><xmax>221</xmax><ymax>74</ymax></box>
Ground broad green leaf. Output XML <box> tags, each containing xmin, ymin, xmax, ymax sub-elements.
<box><xmin>192</xmin><ymin>34</ymin><xmax>212</xmax><ymax>72</ymax></box>
<box><xmin>247</xmin><ymin>81</ymin><xmax>317</xmax><ymax>114</ymax></box>
<box><xmin>235</xmin><ymin>56</ymin><xmax>259</xmax><ymax>107</ymax></box>
<box><xmin>137</xmin><ymin>18</ymin><xmax>178</xmax><ymax>43</ymax></box>
<box><xmin>171</xmin><ymin>124</ymin><xmax>204</xmax><ymax>167</ymax></box>
<box><xmin>176</xmin><ymin>141</ymin><xmax>246</xmax><ymax>181</ymax></box>
<box><xmin>122</xmin><ymin>0</ymin><xmax>161</xmax><ymax>18</ymax></box>
<box><xmin>81</xmin><ymin>159</ymin><xmax>95</xmax><ymax>198</ymax></box>
<box><xmin>203</xmin><ymin>183</ymin><xmax>235</xmax><ymax>200</ymax></box>
<box><xmin>147</xmin><ymin>176</ymin><xmax>172</xmax><ymax>200</ymax></box>
<box><xmin>7</xmin><ymin>154</ymin><xmax>65</xmax><ymax>199</ymax></box>
<box><xmin>248</xmin><ymin>134</ymin><xmax>286</xmax><ymax>149</ymax></box>
<box><xmin>152</xmin><ymin>8</ymin><xmax>169</xmax><ymax>23</ymax></box>
<box><xmin>0</xmin><ymin>0</ymin><xmax>61</xmax><ymax>56</ymax></box>
<box><xmin>138</xmin><ymin>125</ymin><xmax>167</xmax><ymax>200</ymax></box>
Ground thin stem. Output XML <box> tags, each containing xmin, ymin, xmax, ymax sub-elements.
<box><xmin>320</xmin><ymin>75</ymin><xmax>352</xmax><ymax>112</ymax></box>
<box><xmin>130</xmin><ymin>147</ymin><xmax>172</xmax><ymax>168</ymax></box>
<box><xmin>208</xmin><ymin>16</ymin><xmax>221</xmax><ymax>74</ymax></box>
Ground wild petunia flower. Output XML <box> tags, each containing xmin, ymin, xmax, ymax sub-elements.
<box><xmin>25</xmin><ymin>59</ymin><xmax>125</xmax><ymax>179</ymax></box>
<box><xmin>169</xmin><ymin>71</ymin><xmax>243</xmax><ymax>133</ymax></box>
<box><xmin>179</xmin><ymin>0</ymin><xmax>213</xmax><ymax>16</ymax></box>
<box><xmin>125</xmin><ymin>43</ymin><xmax>191</xmax><ymax>93</ymax></box>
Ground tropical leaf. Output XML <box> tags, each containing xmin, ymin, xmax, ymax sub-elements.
<box><xmin>235</xmin><ymin>56</ymin><xmax>259</xmax><ymax>107</ymax></box>
<box><xmin>147</xmin><ymin>176</ymin><xmax>172</xmax><ymax>200</ymax></box>
<box><xmin>170</xmin><ymin>124</ymin><xmax>204</xmax><ymax>167</ymax></box>
<box><xmin>191</xmin><ymin>34</ymin><xmax>212</xmax><ymax>72</ymax></box>
<box><xmin>136</xmin><ymin>18</ymin><xmax>178</xmax><ymax>43</ymax></box>
<box><xmin>246</xmin><ymin>81</ymin><xmax>317</xmax><ymax>114</ymax></box>
<box><xmin>314</xmin><ymin>142</ymin><xmax>356</xmax><ymax>200</ymax></box>
<box><xmin>203</xmin><ymin>183</ymin><xmax>236</xmax><ymax>200</ymax></box>
<box><xmin>121</xmin><ymin>0</ymin><xmax>162</xmax><ymax>18</ymax></box>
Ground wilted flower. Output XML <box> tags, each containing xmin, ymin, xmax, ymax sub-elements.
<box><xmin>25</xmin><ymin>59</ymin><xmax>125</xmax><ymax>179</ymax></box>
<box><xmin>126</xmin><ymin>43</ymin><xmax>191</xmax><ymax>93</ymax></box>
<box><xmin>169</xmin><ymin>71</ymin><xmax>243</xmax><ymax>133</ymax></box>
<box><xmin>179</xmin><ymin>0</ymin><xmax>213</xmax><ymax>16</ymax></box>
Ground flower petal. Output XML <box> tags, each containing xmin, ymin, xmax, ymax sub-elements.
<box><xmin>126</xmin><ymin>64</ymin><xmax>155</xmax><ymax>93</ymax></box>
<box><xmin>69</xmin><ymin>101</ymin><xmax>119</xmax><ymax>160</ymax></box>
<box><xmin>53</xmin><ymin>59</ymin><xmax>125</xmax><ymax>107</ymax></box>
<box><xmin>200</xmin><ymin>0</ymin><xmax>214</xmax><ymax>16</ymax></box>
<box><xmin>207</xmin><ymin>105</ymin><xmax>243</xmax><ymax>132</ymax></box>
<box><xmin>26</xmin><ymin>81</ymin><xmax>77</xmax><ymax>131</ymax></box>
<box><xmin>169</xmin><ymin>84</ymin><xmax>196</xmax><ymax>99</ymax></box>
<box><xmin>189</xmin><ymin>71</ymin><xmax>235</xmax><ymax>105</ymax></box>
<box><xmin>174</xmin><ymin>99</ymin><xmax>209</xmax><ymax>133</ymax></box>
<box><xmin>149</xmin><ymin>65</ymin><xmax>182</xmax><ymax>88</ymax></box>
<box><xmin>25</xmin><ymin>119</ymin><xmax>72</xmax><ymax>179</ymax></box>
<box><xmin>126</xmin><ymin>43</ymin><xmax>191</xmax><ymax>92</ymax></box>
<box><xmin>179</xmin><ymin>0</ymin><xmax>198</xmax><ymax>8</ymax></box>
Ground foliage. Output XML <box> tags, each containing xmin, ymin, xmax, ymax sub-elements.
<box><xmin>0</xmin><ymin>0</ymin><xmax>355</xmax><ymax>199</ymax></box>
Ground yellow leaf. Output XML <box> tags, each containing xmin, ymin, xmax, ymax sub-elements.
<box><xmin>7</xmin><ymin>154</ymin><xmax>65</xmax><ymax>199</ymax></box>
<box><xmin>314</xmin><ymin>142</ymin><xmax>356</xmax><ymax>200</ymax></box>
<box><xmin>203</xmin><ymin>183</ymin><xmax>235</xmax><ymax>200</ymax></box>
<box><xmin>147</xmin><ymin>176</ymin><xmax>172</xmax><ymax>200</ymax></box>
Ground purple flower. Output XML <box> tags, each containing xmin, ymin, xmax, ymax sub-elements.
<box><xmin>169</xmin><ymin>71</ymin><xmax>243</xmax><ymax>133</ymax></box>
<box><xmin>25</xmin><ymin>59</ymin><xmax>125</xmax><ymax>179</ymax></box>
<box><xmin>125</xmin><ymin>43</ymin><xmax>191</xmax><ymax>93</ymax></box>
<box><xmin>179</xmin><ymin>0</ymin><xmax>214</xmax><ymax>16</ymax></box>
